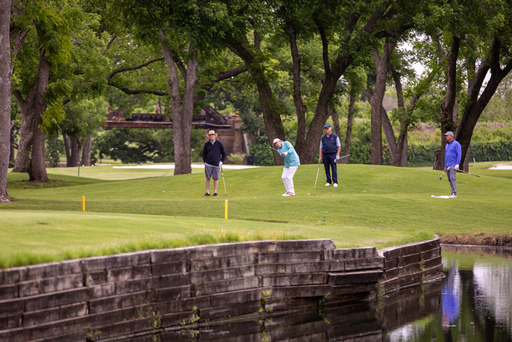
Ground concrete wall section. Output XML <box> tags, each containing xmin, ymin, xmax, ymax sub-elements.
<box><xmin>0</xmin><ymin>238</ymin><xmax>443</xmax><ymax>342</ymax></box>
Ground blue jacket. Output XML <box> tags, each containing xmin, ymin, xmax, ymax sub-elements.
<box><xmin>444</xmin><ymin>140</ymin><xmax>461</xmax><ymax>167</ymax></box>
<box><xmin>320</xmin><ymin>133</ymin><xmax>341</xmax><ymax>154</ymax></box>
<box><xmin>277</xmin><ymin>141</ymin><xmax>300</xmax><ymax>167</ymax></box>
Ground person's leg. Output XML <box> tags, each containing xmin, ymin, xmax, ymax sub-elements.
<box><xmin>330</xmin><ymin>156</ymin><xmax>338</xmax><ymax>184</ymax></box>
<box><xmin>285</xmin><ymin>166</ymin><xmax>298</xmax><ymax>194</ymax></box>
<box><xmin>205</xmin><ymin>178</ymin><xmax>211</xmax><ymax>194</ymax></box>
<box><xmin>281</xmin><ymin>167</ymin><xmax>290</xmax><ymax>193</ymax></box>
<box><xmin>205</xmin><ymin>165</ymin><xmax>213</xmax><ymax>195</ymax></box>
<box><xmin>323</xmin><ymin>156</ymin><xmax>331</xmax><ymax>184</ymax></box>
<box><xmin>213</xmin><ymin>179</ymin><xmax>219</xmax><ymax>194</ymax></box>
<box><xmin>448</xmin><ymin>168</ymin><xmax>457</xmax><ymax>196</ymax></box>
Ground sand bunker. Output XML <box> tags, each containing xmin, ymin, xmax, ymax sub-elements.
<box><xmin>489</xmin><ymin>163</ymin><xmax>512</xmax><ymax>170</ymax></box>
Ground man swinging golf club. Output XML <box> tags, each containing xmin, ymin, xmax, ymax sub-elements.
<box><xmin>202</xmin><ymin>130</ymin><xmax>227</xmax><ymax>197</ymax></box>
<box><xmin>273</xmin><ymin>138</ymin><xmax>300</xmax><ymax>196</ymax></box>
<box><xmin>444</xmin><ymin>131</ymin><xmax>462</xmax><ymax>198</ymax></box>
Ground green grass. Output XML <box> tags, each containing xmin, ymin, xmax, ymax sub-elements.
<box><xmin>1</xmin><ymin>162</ymin><xmax>511</xmax><ymax>268</ymax></box>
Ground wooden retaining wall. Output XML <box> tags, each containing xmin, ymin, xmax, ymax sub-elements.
<box><xmin>0</xmin><ymin>238</ymin><xmax>443</xmax><ymax>342</ymax></box>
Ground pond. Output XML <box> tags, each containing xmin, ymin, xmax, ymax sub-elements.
<box><xmin>117</xmin><ymin>245</ymin><xmax>512</xmax><ymax>342</ymax></box>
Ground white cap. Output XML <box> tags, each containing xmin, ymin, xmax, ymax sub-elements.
<box><xmin>273</xmin><ymin>138</ymin><xmax>281</xmax><ymax>144</ymax></box>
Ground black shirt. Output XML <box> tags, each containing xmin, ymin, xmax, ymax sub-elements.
<box><xmin>202</xmin><ymin>140</ymin><xmax>227</xmax><ymax>166</ymax></box>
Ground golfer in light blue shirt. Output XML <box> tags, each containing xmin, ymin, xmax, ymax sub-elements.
<box><xmin>273</xmin><ymin>138</ymin><xmax>300</xmax><ymax>196</ymax></box>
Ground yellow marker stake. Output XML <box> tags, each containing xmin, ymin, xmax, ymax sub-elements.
<box><xmin>82</xmin><ymin>196</ymin><xmax>85</xmax><ymax>212</ymax></box>
<box><xmin>225</xmin><ymin>199</ymin><xmax>228</xmax><ymax>219</ymax></box>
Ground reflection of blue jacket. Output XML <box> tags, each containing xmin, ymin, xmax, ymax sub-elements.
<box><xmin>445</xmin><ymin>140</ymin><xmax>461</xmax><ymax>168</ymax></box>
<box><xmin>442</xmin><ymin>263</ymin><xmax>458</xmax><ymax>324</ymax></box>
<box><xmin>277</xmin><ymin>141</ymin><xmax>300</xmax><ymax>168</ymax></box>
<box><xmin>442</xmin><ymin>286</ymin><xmax>458</xmax><ymax>323</ymax></box>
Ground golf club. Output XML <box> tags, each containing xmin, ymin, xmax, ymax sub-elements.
<box><xmin>334</xmin><ymin>154</ymin><xmax>350</xmax><ymax>163</ymax></box>
<box><xmin>442</xmin><ymin>167</ymin><xmax>480</xmax><ymax>178</ymax></box>
<box><xmin>220</xmin><ymin>163</ymin><xmax>227</xmax><ymax>195</ymax></box>
<box><xmin>314</xmin><ymin>159</ymin><xmax>321</xmax><ymax>188</ymax></box>
<box><xmin>456</xmin><ymin>169</ymin><xmax>480</xmax><ymax>177</ymax></box>
<box><xmin>439</xmin><ymin>171</ymin><xmax>445</xmax><ymax>180</ymax></box>
<box><xmin>264</xmin><ymin>142</ymin><xmax>280</xmax><ymax>153</ymax></box>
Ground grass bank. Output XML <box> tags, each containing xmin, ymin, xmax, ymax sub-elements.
<box><xmin>1</xmin><ymin>162</ymin><xmax>510</xmax><ymax>268</ymax></box>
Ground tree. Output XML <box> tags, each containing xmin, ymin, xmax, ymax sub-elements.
<box><xmin>423</xmin><ymin>0</ymin><xmax>512</xmax><ymax>170</ymax></box>
<box><xmin>61</xmin><ymin>98</ymin><xmax>107</xmax><ymax>167</ymax></box>
<box><xmin>107</xmin><ymin>0</ymin><xmax>248</xmax><ymax>174</ymax></box>
<box><xmin>340</xmin><ymin>66</ymin><xmax>367</xmax><ymax>164</ymax></box>
<box><xmin>11</xmin><ymin>0</ymin><xmax>84</xmax><ymax>181</ymax></box>
<box><xmin>0</xmin><ymin>0</ymin><xmax>11</xmax><ymax>202</ymax></box>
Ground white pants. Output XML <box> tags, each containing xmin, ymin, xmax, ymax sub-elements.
<box><xmin>281</xmin><ymin>166</ymin><xmax>299</xmax><ymax>194</ymax></box>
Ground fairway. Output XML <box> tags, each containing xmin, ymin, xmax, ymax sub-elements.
<box><xmin>1</xmin><ymin>162</ymin><xmax>511</xmax><ymax>268</ymax></box>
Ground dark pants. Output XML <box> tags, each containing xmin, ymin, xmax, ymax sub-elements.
<box><xmin>323</xmin><ymin>153</ymin><xmax>337</xmax><ymax>184</ymax></box>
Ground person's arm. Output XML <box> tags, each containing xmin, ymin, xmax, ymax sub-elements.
<box><xmin>336</xmin><ymin>136</ymin><xmax>341</xmax><ymax>157</ymax></box>
<box><xmin>456</xmin><ymin>142</ymin><xmax>462</xmax><ymax>166</ymax></box>
<box><xmin>202</xmin><ymin>143</ymin><xmax>207</xmax><ymax>163</ymax></box>
<box><xmin>318</xmin><ymin>140</ymin><xmax>323</xmax><ymax>162</ymax></box>
<box><xmin>220</xmin><ymin>141</ymin><xmax>227</xmax><ymax>163</ymax></box>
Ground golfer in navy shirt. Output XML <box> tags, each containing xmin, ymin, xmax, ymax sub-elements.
<box><xmin>319</xmin><ymin>124</ymin><xmax>341</xmax><ymax>187</ymax></box>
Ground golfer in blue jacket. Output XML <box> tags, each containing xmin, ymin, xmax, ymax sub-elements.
<box><xmin>273</xmin><ymin>138</ymin><xmax>300</xmax><ymax>196</ymax></box>
<box><xmin>444</xmin><ymin>131</ymin><xmax>462</xmax><ymax>198</ymax></box>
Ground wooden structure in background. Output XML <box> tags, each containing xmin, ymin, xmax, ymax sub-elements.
<box><xmin>102</xmin><ymin>106</ymin><xmax>249</xmax><ymax>158</ymax></box>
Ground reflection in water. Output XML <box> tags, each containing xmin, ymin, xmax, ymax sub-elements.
<box><xmin>442</xmin><ymin>261</ymin><xmax>459</xmax><ymax>327</ymax></box>
<box><xmin>116</xmin><ymin>246</ymin><xmax>512</xmax><ymax>341</ymax></box>
<box><xmin>387</xmin><ymin>245</ymin><xmax>512</xmax><ymax>342</ymax></box>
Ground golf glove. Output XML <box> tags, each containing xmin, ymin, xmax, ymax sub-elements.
<box><xmin>219</xmin><ymin>161</ymin><xmax>223</xmax><ymax>167</ymax></box>
<box><xmin>282</xmin><ymin>152</ymin><xmax>288</xmax><ymax>156</ymax></box>
<box><xmin>336</xmin><ymin>154</ymin><xmax>340</xmax><ymax>160</ymax></box>
<box><xmin>455</xmin><ymin>164</ymin><xmax>459</xmax><ymax>170</ymax></box>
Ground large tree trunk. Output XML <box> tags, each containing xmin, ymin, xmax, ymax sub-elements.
<box><xmin>81</xmin><ymin>134</ymin><xmax>92</xmax><ymax>166</ymax></box>
<box><xmin>0</xmin><ymin>0</ymin><xmax>11</xmax><ymax>203</ymax></box>
<box><xmin>10</xmin><ymin>124</ymin><xmax>18</xmax><ymax>167</ymax></box>
<box><xmin>435</xmin><ymin>36</ymin><xmax>460</xmax><ymax>170</ymax></box>
<box><xmin>370</xmin><ymin>40</ymin><xmax>396</xmax><ymax>165</ymax></box>
<box><xmin>225</xmin><ymin>36</ymin><xmax>285</xmax><ymax>165</ymax></box>
<box><xmin>341</xmin><ymin>91</ymin><xmax>356</xmax><ymax>164</ymax></box>
<box><xmin>63</xmin><ymin>134</ymin><xmax>82</xmax><ymax>167</ymax></box>
<box><xmin>286</xmin><ymin>21</ymin><xmax>307</xmax><ymax>158</ymax></box>
<box><xmin>12</xmin><ymin>48</ymin><xmax>50</xmax><ymax>182</ymax></box>
<box><xmin>160</xmin><ymin>33</ymin><xmax>196</xmax><ymax>175</ymax></box>
<box><xmin>389</xmin><ymin>66</ymin><xmax>408</xmax><ymax>167</ymax></box>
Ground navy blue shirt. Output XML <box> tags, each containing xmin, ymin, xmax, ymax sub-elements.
<box><xmin>320</xmin><ymin>133</ymin><xmax>340</xmax><ymax>154</ymax></box>
<box><xmin>202</xmin><ymin>139</ymin><xmax>226</xmax><ymax>166</ymax></box>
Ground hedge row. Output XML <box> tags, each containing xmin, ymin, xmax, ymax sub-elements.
<box><xmin>250</xmin><ymin>141</ymin><xmax>511</xmax><ymax>166</ymax></box>
<box><xmin>406</xmin><ymin>141</ymin><xmax>512</xmax><ymax>165</ymax></box>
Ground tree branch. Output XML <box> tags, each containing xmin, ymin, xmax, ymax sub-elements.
<box><xmin>312</xmin><ymin>12</ymin><xmax>331</xmax><ymax>76</ymax></box>
<box><xmin>102</xmin><ymin>34</ymin><xmax>117</xmax><ymax>55</ymax></box>
<box><xmin>107</xmin><ymin>57</ymin><xmax>165</xmax><ymax>81</ymax></box>
<box><xmin>107</xmin><ymin>82</ymin><xmax>169</xmax><ymax>96</ymax></box>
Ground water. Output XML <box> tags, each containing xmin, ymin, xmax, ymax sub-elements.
<box><xmin>119</xmin><ymin>245</ymin><xmax>512</xmax><ymax>342</ymax></box>
<box><xmin>388</xmin><ymin>245</ymin><xmax>512</xmax><ymax>342</ymax></box>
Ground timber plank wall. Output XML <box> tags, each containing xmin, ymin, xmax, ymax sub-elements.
<box><xmin>0</xmin><ymin>238</ymin><xmax>443</xmax><ymax>341</ymax></box>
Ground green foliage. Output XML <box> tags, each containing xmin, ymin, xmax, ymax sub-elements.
<box><xmin>94</xmin><ymin>128</ymin><xmax>205</xmax><ymax>164</ymax></box>
<box><xmin>470</xmin><ymin>141</ymin><xmax>512</xmax><ymax>162</ymax></box>
<box><xmin>45</xmin><ymin>136</ymin><xmax>65</xmax><ymax>167</ymax></box>
<box><xmin>227</xmin><ymin>153</ymin><xmax>246</xmax><ymax>165</ymax></box>
<box><xmin>249</xmin><ymin>140</ymin><xmax>275</xmax><ymax>166</ymax></box>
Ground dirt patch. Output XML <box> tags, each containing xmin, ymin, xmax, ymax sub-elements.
<box><xmin>440</xmin><ymin>232</ymin><xmax>512</xmax><ymax>247</ymax></box>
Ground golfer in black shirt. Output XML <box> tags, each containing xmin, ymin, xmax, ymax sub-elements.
<box><xmin>202</xmin><ymin>130</ymin><xmax>226</xmax><ymax>196</ymax></box>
